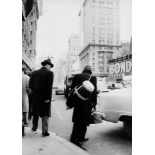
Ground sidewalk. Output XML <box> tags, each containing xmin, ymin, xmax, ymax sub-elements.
<box><xmin>22</xmin><ymin>127</ymin><xmax>90</xmax><ymax>155</ymax></box>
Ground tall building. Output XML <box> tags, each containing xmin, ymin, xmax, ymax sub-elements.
<box><xmin>67</xmin><ymin>34</ymin><xmax>81</xmax><ymax>74</ymax></box>
<box><xmin>79</xmin><ymin>0</ymin><xmax>121</xmax><ymax>76</ymax></box>
<box><xmin>38</xmin><ymin>0</ymin><xmax>43</xmax><ymax>15</ymax></box>
<box><xmin>121</xmin><ymin>41</ymin><xmax>130</xmax><ymax>56</ymax></box>
<box><xmin>54</xmin><ymin>59</ymin><xmax>67</xmax><ymax>87</ymax></box>
<box><xmin>22</xmin><ymin>0</ymin><xmax>39</xmax><ymax>71</ymax></box>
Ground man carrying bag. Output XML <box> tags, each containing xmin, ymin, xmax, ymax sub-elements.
<box><xmin>69</xmin><ymin>65</ymin><xmax>97</xmax><ymax>145</ymax></box>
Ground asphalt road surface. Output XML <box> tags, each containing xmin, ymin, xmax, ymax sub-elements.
<box><xmin>35</xmin><ymin>94</ymin><xmax>132</xmax><ymax>155</ymax></box>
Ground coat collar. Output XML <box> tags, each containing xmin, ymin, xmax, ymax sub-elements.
<box><xmin>41</xmin><ymin>66</ymin><xmax>47</xmax><ymax>70</ymax></box>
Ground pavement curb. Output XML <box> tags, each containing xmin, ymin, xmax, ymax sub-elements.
<box><xmin>23</xmin><ymin>127</ymin><xmax>90</xmax><ymax>155</ymax></box>
<box><xmin>48</xmin><ymin>130</ymin><xmax>90</xmax><ymax>155</ymax></box>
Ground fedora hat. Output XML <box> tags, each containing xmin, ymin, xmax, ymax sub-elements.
<box><xmin>41</xmin><ymin>59</ymin><xmax>54</xmax><ymax>68</ymax></box>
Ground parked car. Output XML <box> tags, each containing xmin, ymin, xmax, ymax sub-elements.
<box><xmin>97</xmin><ymin>82</ymin><xmax>132</xmax><ymax>138</ymax></box>
<box><xmin>64</xmin><ymin>75</ymin><xmax>74</xmax><ymax>98</ymax></box>
<box><xmin>107</xmin><ymin>82</ymin><xmax>123</xmax><ymax>90</ymax></box>
<box><xmin>97</xmin><ymin>82</ymin><xmax>111</xmax><ymax>93</ymax></box>
<box><xmin>55</xmin><ymin>86</ymin><xmax>64</xmax><ymax>95</ymax></box>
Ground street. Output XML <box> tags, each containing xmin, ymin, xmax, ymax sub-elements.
<box><xmin>34</xmin><ymin>94</ymin><xmax>132</xmax><ymax>155</ymax></box>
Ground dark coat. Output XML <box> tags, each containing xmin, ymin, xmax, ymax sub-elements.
<box><xmin>71</xmin><ymin>72</ymin><xmax>97</xmax><ymax>126</ymax></box>
<box><xmin>29</xmin><ymin>67</ymin><xmax>54</xmax><ymax>117</ymax></box>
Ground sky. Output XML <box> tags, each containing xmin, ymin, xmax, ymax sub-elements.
<box><xmin>36</xmin><ymin>0</ymin><xmax>132</xmax><ymax>64</ymax></box>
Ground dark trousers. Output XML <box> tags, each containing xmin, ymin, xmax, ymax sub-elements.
<box><xmin>32</xmin><ymin>114</ymin><xmax>49</xmax><ymax>133</ymax></box>
<box><xmin>22</xmin><ymin>112</ymin><xmax>28</xmax><ymax>124</ymax></box>
<box><xmin>28</xmin><ymin>95</ymin><xmax>33</xmax><ymax>119</ymax></box>
<box><xmin>70</xmin><ymin>123</ymin><xmax>87</xmax><ymax>142</ymax></box>
<box><xmin>32</xmin><ymin>114</ymin><xmax>39</xmax><ymax>130</ymax></box>
<box><xmin>42</xmin><ymin>116</ymin><xmax>49</xmax><ymax>133</ymax></box>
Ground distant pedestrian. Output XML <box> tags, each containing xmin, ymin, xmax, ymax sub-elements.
<box><xmin>29</xmin><ymin>59</ymin><xmax>54</xmax><ymax>137</ymax></box>
<box><xmin>70</xmin><ymin>65</ymin><xmax>97</xmax><ymax>145</ymax></box>
<box><xmin>22</xmin><ymin>67</ymin><xmax>30</xmax><ymax>126</ymax></box>
<box><xmin>27</xmin><ymin>71</ymin><xmax>33</xmax><ymax>120</ymax></box>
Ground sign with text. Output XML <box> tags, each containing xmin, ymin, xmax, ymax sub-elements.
<box><xmin>108</xmin><ymin>54</ymin><xmax>132</xmax><ymax>77</ymax></box>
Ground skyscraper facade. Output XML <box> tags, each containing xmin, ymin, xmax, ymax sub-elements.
<box><xmin>67</xmin><ymin>34</ymin><xmax>81</xmax><ymax>74</ymax></box>
<box><xmin>79</xmin><ymin>0</ymin><xmax>121</xmax><ymax>76</ymax></box>
<box><xmin>38</xmin><ymin>0</ymin><xmax>43</xmax><ymax>15</ymax></box>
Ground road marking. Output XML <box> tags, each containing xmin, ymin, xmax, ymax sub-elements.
<box><xmin>52</xmin><ymin>102</ymin><xmax>63</xmax><ymax>121</ymax></box>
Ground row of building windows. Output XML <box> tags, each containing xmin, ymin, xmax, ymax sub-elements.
<box><xmin>70</xmin><ymin>54</ymin><xmax>77</xmax><ymax>57</ymax></box>
<box><xmin>86</xmin><ymin>0</ymin><xmax>118</xmax><ymax>6</ymax></box>
<box><xmin>69</xmin><ymin>46</ymin><xmax>80</xmax><ymax>50</ymax></box>
<box><xmin>91</xmin><ymin>0</ymin><xmax>115</xmax><ymax>5</ymax></box>
<box><xmin>88</xmin><ymin>28</ymin><xmax>114</xmax><ymax>32</ymax></box>
<box><xmin>88</xmin><ymin>39</ymin><xmax>114</xmax><ymax>44</ymax></box>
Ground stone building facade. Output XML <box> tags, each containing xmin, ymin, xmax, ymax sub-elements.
<box><xmin>22</xmin><ymin>0</ymin><xmax>39</xmax><ymax>71</ymax></box>
<box><xmin>67</xmin><ymin>34</ymin><xmax>81</xmax><ymax>74</ymax></box>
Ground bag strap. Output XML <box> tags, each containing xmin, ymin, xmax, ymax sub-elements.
<box><xmin>88</xmin><ymin>74</ymin><xmax>92</xmax><ymax>81</ymax></box>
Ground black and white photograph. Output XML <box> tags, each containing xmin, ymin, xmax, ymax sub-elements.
<box><xmin>2</xmin><ymin>0</ymin><xmax>155</xmax><ymax>154</ymax></box>
<box><xmin>1</xmin><ymin>0</ymin><xmax>155</xmax><ymax>154</ymax></box>
<box><xmin>21</xmin><ymin>0</ymin><xmax>132</xmax><ymax>155</ymax></box>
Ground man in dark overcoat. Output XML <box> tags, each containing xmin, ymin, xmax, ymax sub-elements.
<box><xmin>70</xmin><ymin>65</ymin><xmax>97</xmax><ymax>144</ymax></box>
<box><xmin>29</xmin><ymin>59</ymin><xmax>54</xmax><ymax>136</ymax></box>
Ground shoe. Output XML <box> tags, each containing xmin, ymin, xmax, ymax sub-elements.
<box><xmin>73</xmin><ymin>142</ymin><xmax>87</xmax><ymax>151</ymax></box>
<box><xmin>42</xmin><ymin>131</ymin><xmax>50</xmax><ymax>137</ymax></box>
<box><xmin>23</xmin><ymin>123</ymin><xmax>29</xmax><ymax>127</ymax></box>
<box><xmin>77</xmin><ymin>138</ymin><xmax>89</xmax><ymax>142</ymax></box>
<box><xmin>32</xmin><ymin>127</ymin><xmax>37</xmax><ymax>131</ymax></box>
<box><xmin>70</xmin><ymin>139</ymin><xmax>77</xmax><ymax>144</ymax></box>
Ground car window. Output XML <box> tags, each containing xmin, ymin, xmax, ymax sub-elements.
<box><xmin>68</xmin><ymin>78</ymin><xmax>73</xmax><ymax>84</ymax></box>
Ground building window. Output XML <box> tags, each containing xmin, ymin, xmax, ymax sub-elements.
<box><xmin>24</xmin><ymin>34</ymin><xmax>26</xmax><ymax>39</ymax></box>
<box><xmin>92</xmin><ymin>40</ymin><xmax>95</xmax><ymax>43</ymax></box>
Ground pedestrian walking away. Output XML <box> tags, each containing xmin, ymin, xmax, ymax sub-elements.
<box><xmin>29</xmin><ymin>59</ymin><xmax>54</xmax><ymax>137</ymax></box>
<box><xmin>27</xmin><ymin>71</ymin><xmax>33</xmax><ymax>120</ymax></box>
<box><xmin>69</xmin><ymin>65</ymin><xmax>97</xmax><ymax>146</ymax></box>
<box><xmin>22</xmin><ymin>67</ymin><xmax>30</xmax><ymax>127</ymax></box>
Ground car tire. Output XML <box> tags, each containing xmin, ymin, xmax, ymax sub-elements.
<box><xmin>123</xmin><ymin>121</ymin><xmax>132</xmax><ymax>139</ymax></box>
